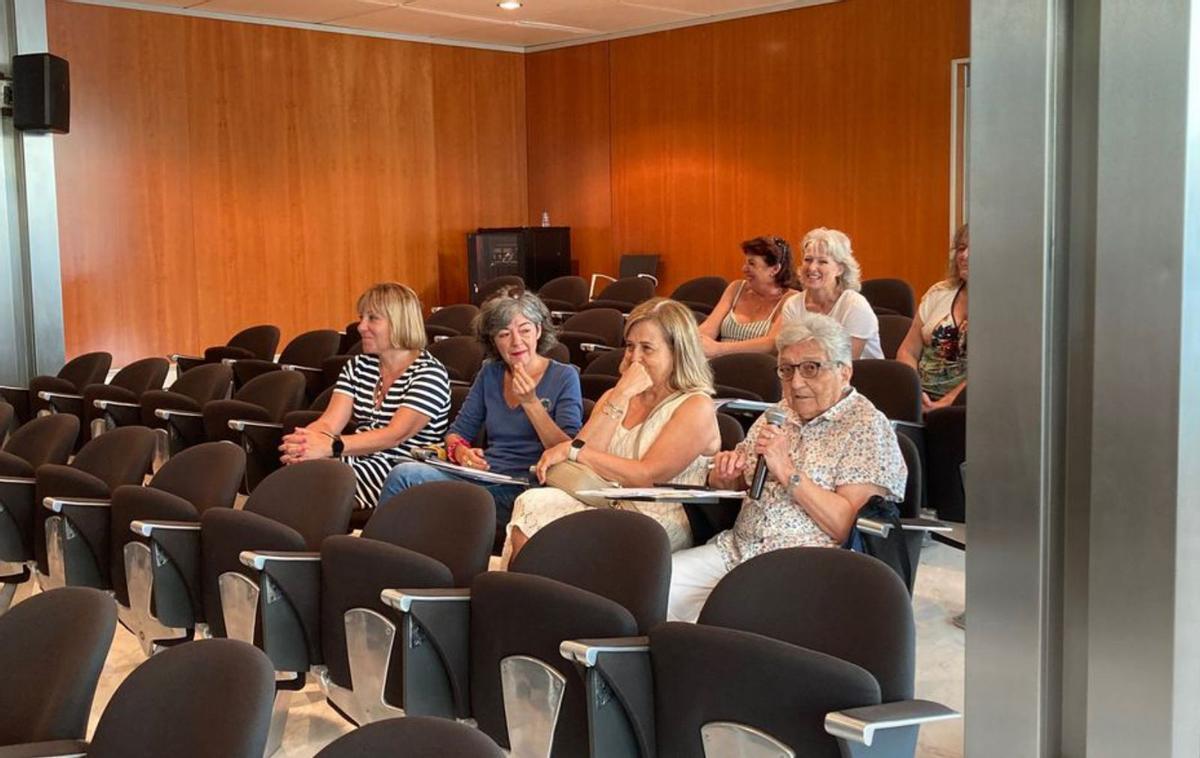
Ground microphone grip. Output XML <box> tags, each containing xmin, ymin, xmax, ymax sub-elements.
<box><xmin>749</xmin><ymin>456</ymin><xmax>769</xmax><ymax>500</ymax></box>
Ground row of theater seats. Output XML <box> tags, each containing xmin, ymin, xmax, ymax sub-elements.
<box><xmin>0</xmin><ymin>474</ymin><xmax>955</xmax><ymax>757</ymax></box>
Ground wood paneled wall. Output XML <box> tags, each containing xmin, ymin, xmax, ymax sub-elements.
<box><xmin>526</xmin><ymin>0</ymin><xmax>970</xmax><ymax>298</ymax></box>
<box><xmin>48</xmin><ymin>0</ymin><xmax>527</xmax><ymax>364</ymax></box>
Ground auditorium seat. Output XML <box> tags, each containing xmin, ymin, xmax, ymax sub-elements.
<box><xmin>338</xmin><ymin>321</ymin><xmax>363</xmax><ymax>355</ymax></box>
<box><xmin>0</xmin><ymin>587</ymin><xmax>116</xmax><ymax>750</ymax></box>
<box><xmin>15</xmin><ymin>427</ymin><xmax>156</xmax><ymax>601</ymax></box>
<box><xmin>428</xmin><ymin>335</ymin><xmax>485</xmax><ymax>385</ymax></box>
<box><xmin>861</xmin><ymin>278</ymin><xmax>916</xmax><ymax>318</ymax></box>
<box><xmin>126</xmin><ymin>460</ymin><xmax>354</xmax><ymax>663</ymax></box>
<box><xmin>537</xmin><ymin>275</ymin><xmax>588</xmax><ymax>318</ymax></box>
<box><xmin>925</xmin><ymin>406</ymin><xmax>966</xmax><ymax>523</ymax></box>
<box><xmin>233</xmin><ymin>482</ymin><xmax>494</xmax><ymax>726</ymax></box>
<box><xmin>315</xmin><ymin>717</ymin><xmax>504</xmax><ymax>758</ymax></box>
<box><xmin>226</xmin><ymin>386</ymin><xmax>339</xmax><ymax>495</ymax></box>
<box><xmin>850</xmin><ymin>360</ymin><xmax>922</xmax><ymax>424</ymax></box>
<box><xmin>229</xmin><ymin>328</ymin><xmax>341</xmax><ymax>397</ymax></box>
<box><xmin>380</xmin><ymin>509</ymin><xmax>671</xmax><ymax>757</ymax></box>
<box><xmin>579</xmin><ymin>347</ymin><xmax>624</xmax><ymax>401</ymax></box>
<box><xmin>562</xmin><ymin>548</ymin><xmax>958</xmax><ymax>758</ymax></box>
<box><xmin>557</xmin><ymin>308</ymin><xmax>625</xmax><ymax>368</ymax></box>
<box><xmin>476</xmin><ymin>275</ymin><xmax>525</xmax><ymax>304</ymax></box>
<box><xmin>588</xmin><ymin>253</ymin><xmax>660</xmax><ymax>300</ymax></box>
<box><xmin>10</xmin><ymin>639</ymin><xmax>276</xmax><ymax>758</ymax></box>
<box><xmin>40</xmin><ymin>442</ymin><xmax>244</xmax><ymax>656</ymax></box>
<box><xmin>36</xmin><ymin>356</ymin><xmax>170</xmax><ymax>449</ymax></box>
<box><xmin>580</xmin><ymin>276</ymin><xmax>656</xmax><ymax>314</ymax></box>
<box><xmin>0</xmin><ymin>400</ymin><xmax>11</xmax><ymax>442</ymax></box>
<box><xmin>199</xmin><ymin>371</ymin><xmax>307</xmax><ymax>489</ymax></box>
<box><xmin>878</xmin><ymin>314</ymin><xmax>913</xmax><ymax>360</ymax></box>
<box><xmin>172</xmin><ymin>324</ymin><xmax>280</xmax><ymax>375</ymax></box>
<box><xmin>136</xmin><ymin>364</ymin><xmax>234</xmax><ymax>464</ymax></box>
<box><xmin>0</xmin><ymin>351</ymin><xmax>112</xmax><ymax>426</ymax></box>
<box><xmin>670</xmin><ymin>275</ymin><xmax>728</xmax><ymax>317</ymax></box>
<box><xmin>424</xmin><ymin>303</ymin><xmax>479</xmax><ymax>342</ymax></box>
<box><xmin>711</xmin><ymin>352</ymin><xmax>782</xmax><ymax>402</ymax></box>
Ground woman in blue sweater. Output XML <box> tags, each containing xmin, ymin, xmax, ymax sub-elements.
<box><xmin>378</xmin><ymin>288</ymin><xmax>583</xmax><ymax>533</ymax></box>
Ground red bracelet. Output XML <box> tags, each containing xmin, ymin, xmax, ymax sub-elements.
<box><xmin>446</xmin><ymin>437</ymin><xmax>467</xmax><ymax>463</ymax></box>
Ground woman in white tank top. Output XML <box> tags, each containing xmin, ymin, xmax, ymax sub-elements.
<box><xmin>780</xmin><ymin>228</ymin><xmax>882</xmax><ymax>359</ymax></box>
<box><xmin>697</xmin><ymin>236</ymin><xmax>798</xmax><ymax>357</ymax></box>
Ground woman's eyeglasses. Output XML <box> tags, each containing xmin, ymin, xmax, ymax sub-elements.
<box><xmin>777</xmin><ymin>361</ymin><xmax>840</xmax><ymax>380</ymax></box>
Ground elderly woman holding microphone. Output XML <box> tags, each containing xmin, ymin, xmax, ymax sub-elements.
<box><xmin>667</xmin><ymin>312</ymin><xmax>907</xmax><ymax>622</ymax></box>
<box><xmin>379</xmin><ymin>289</ymin><xmax>583</xmax><ymax>534</ymax></box>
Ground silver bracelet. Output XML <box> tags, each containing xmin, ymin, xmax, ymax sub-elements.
<box><xmin>601</xmin><ymin>401</ymin><xmax>626</xmax><ymax>420</ymax></box>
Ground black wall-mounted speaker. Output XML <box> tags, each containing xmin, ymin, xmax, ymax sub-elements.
<box><xmin>13</xmin><ymin>53</ymin><xmax>70</xmax><ymax>133</ymax></box>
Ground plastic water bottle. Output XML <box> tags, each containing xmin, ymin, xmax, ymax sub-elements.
<box><xmin>541</xmin><ymin>211</ymin><xmax>550</xmax><ymax>227</ymax></box>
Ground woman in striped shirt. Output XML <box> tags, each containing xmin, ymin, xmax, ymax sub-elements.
<box><xmin>279</xmin><ymin>282</ymin><xmax>451</xmax><ymax>510</ymax></box>
<box><xmin>697</xmin><ymin>236</ymin><xmax>798</xmax><ymax>357</ymax></box>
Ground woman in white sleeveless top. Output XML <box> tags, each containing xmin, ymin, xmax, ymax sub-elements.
<box><xmin>780</xmin><ymin>227</ymin><xmax>882</xmax><ymax>359</ymax></box>
<box><xmin>697</xmin><ymin>236</ymin><xmax>798</xmax><ymax>357</ymax></box>
<box><xmin>501</xmin><ymin>298</ymin><xmax>721</xmax><ymax>567</ymax></box>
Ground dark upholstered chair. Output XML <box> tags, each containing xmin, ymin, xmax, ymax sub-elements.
<box><xmin>235</xmin><ymin>482</ymin><xmax>495</xmax><ymax>726</ymax></box>
<box><xmin>588</xmin><ymin>255</ymin><xmax>661</xmax><ymax>301</ymax></box>
<box><xmin>0</xmin><ymin>401</ymin><xmax>11</xmax><ymax>443</ymax></box>
<box><xmin>316</xmin><ymin>717</ymin><xmax>504</xmax><ymax>758</ymax></box>
<box><xmin>0</xmin><ymin>414</ymin><xmax>78</xmax><ymax>477</ymax></box>
<box><xmin>128</xmin><ymin>460</ymin><xmax>355</xmax><ymax>658</ymax></box>
<box><xmin>172</xmin><ymin>324</ymin><xmax>280</xmax><ymax>375</ymax></box>
<box><xmin>670</xmin><ymin>276</ymin><xmax>728</xmax><ymax>317</ymax></box>
<box><xmin>579</xmin><ymin>347</ymin><xmax>624</xmax><ymax>401</ymax></box>
<box><xmin>542</xmin><ymin>342</ymin><xmax>571</xmax><ymax>364</ymax></box>
<box><xmin>678</xmin><ymin>411</ymin><xmax>744</xmax><ymax>548</ymax></box>
<box><xmin>538</xmin><ymin>275</ymin><xmax>588</xmax><ymax>316</ymax></box>
<box><xmin>426</xmin><ymin>304</ymin><xmax>479</xmax><ymax>341</ymax></box>
<box><xmin>711</xmin><ymin>353</ymin><xmax>782</xmax><ymax>402</ymax></box>
<box><xmin>0</xmin><ymin>352</ymin><xmax>112</xmax><ymax>426</ymax></box>
<box><xmin>850</xmin><ymin>360</ymin><xmax>922</xmax><ymax>424</ymax></box>
<box><xmin>558</xmin><ymin>308</ymin><xmax>625</xmax><ymax>368</ymax></box>
<box><xmin>33</xmin><ymin>357</ymin><xmax>170</xmax><ymax>450</ymax></box>
<box><xmin>138</xmin><ymin>364</ymin><xmax>234</xmax><ymax>460</ymax></box>
<box><xmin>563</xmin><ymin>548</ymin><xmax>958</xmax><ymax>758</ymax></box>
<box><xmin>338</xmin><ymin>321</ymin><xmax>363</xmax><ymax>355</ymax></box>
<box><xmin>476</xmin><ymin>275</ymin><xmax>526</xmax><ymax>305</ymax></box>
<box><xmin>226</xmin><ymin>386</ymin><xmax>339</xmax><ymax>496</ymax></box>
<box><xmin>924</xmin><ymin>406</ymin><xmax>966</xmax><ymax>522</ymax></box>
<box><xmin>878</xmin><ymin>314</ymin><xmax>913</xmax><ymax>360</ymax></box>
<box><xmin>13</xmin><ymin>639</ymin><xmax>276</xmax><ymax>758</ymax></box>
<box><xmin>861</xmin><ymin>278</ymin><xmax>916</xmax><ymax>318</ymax></box>
<box><xmin>200</xmin><ymin>371</ymin><xmax>307</xmax><ymax>490</ymax></box>
<box><xmin>230</xmin><ymin>329</ymin><xmax>342</xmax><ymax>397</ymax></box>
<box><xmin>581</xmin><ymin>276</ymin><xmax>656</xmax><ymax>314</ymax></box>
<box><xmin>381</xmin><ymin>509</ymin><xmax>672</xmax><ymax>757</ymax></box>
<box><xmin>0</xmin><ymin>587</ymin><xmax>116</xmax><ymax>749</ymax></box>
<box><xmin>11</xmin><ymin>427</ymin><xmax>156</xmax><ymax>596</ymax></box>
<box><xmin>428</xmin><ymin>335</ymin><xmax>485</xmax><ymax>384</ymax></box>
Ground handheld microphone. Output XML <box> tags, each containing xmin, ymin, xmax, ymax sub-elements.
<box><xmin>749</xmin><ymin>409</ymin><xmax>789</xmax><ymax>500</ymax></box>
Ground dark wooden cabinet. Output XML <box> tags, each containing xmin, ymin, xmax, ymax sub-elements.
<box><xmin>467</xmin><ymin>227</ymin><xmax>571</xmax><ymax>303</ymax></box>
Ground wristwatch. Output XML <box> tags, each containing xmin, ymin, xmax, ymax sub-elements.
<box><xmin>787</xmin><ymin>472</ymin><xmax>803</xmax><ymax>489</ymax></box>
<box><xmin>330</xmin><ymin>435</ymin><xmax>345</xmax><ymax>457</ymax></box>
<box><xmin>567</xmin><ymin>438</ymin><xmax>586</xmax><ymax>462</ymax></box>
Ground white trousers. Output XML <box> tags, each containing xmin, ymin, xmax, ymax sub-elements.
<box><xmin>666</xmin><ymin>543</ymin><xmax>730</xmax><ymax>623</ymax></box>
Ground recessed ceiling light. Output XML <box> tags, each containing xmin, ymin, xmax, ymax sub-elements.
<box><xmin>497</xmin><ymin>1</ymin><xmax>522</xmax><ymax>9</ymax></box>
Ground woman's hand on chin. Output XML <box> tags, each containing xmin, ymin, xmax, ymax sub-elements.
<box><xmin>535</xmin><ymin>441</ymin><xmax>572</xmax><ymax>484</ymax></box>
<box><xmin>511</xmin><ymin>363</ymin><xmax>540</xmax><ymax>406</ymax></box>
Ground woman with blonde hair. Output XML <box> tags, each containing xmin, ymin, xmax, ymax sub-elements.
<box><xmin>781</xmin><ymin>227</ymin><xmax>882</xmax><ymax>359</ymax></box>
<box><xmin>501</xmin><ymin>297</ymin><xmax>721</xmax><ymax>565</ymax></box>
<box><xmin>897</xmin><ymin>223</ymin><xmax>969</xmax><ymax>411</ymax></box>
<box><xmin>280</xmin><ymin>282</ymin><xmax>451</xmax><ymax>510</ymax></box>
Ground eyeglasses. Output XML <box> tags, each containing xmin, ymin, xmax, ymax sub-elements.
<box><xmin>776</xmin><ymin>361</ymin><xmax>841</xmax><ymax>380</ymax></box>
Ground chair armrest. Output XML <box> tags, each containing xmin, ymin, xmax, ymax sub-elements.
<box><xmin>0</xmin><ymin>476</ymin><xmax>36</xmax><ymax>486</ymax></box>
<box><xmin>155</xmin><ymin>408</ymin><xmax>203</xmax><ymax>420</ymax></box>
<box><xmin>37</xmin><ymin>391</ymin><xmax>83</xmax><ymax>402</ymax></box>
<box><xmin>43</xmin><ymin>496</ymin><xmax>111</xmax><ymax>513</ymax></box>
<box><xmin>280</xmin><ymin>364</ymin><xmax>322</xmax><ymax>374</ymax></box>
<box><xmin>228</xmin><ymin>419</ymin><xmax>284</xmax><ymax>432</ymax></box>
<box><xmin>0</xmin><ymin>741</ymin><xmax>89</xmax><ymax>758</ymax></box>
<box><xmin>0</xmin><ymin>385</ymin><xmax>28</xmax><ymax>392</ymax></box>
<box><xmin>890</xmin><ymin>419</ymin><xmax>924</xmax><ymax>432</ymax></box>
<box><xmin>589</xmin><ymin>273</ymin><xmax>616</xmax><ymax>299</ymax></box>
<box><xmin>579</xmin><ymin>342</ymin><xmax>615</xmax><ymax>353</ymax></box>
<box><xmin>169</xmin><ymin>353</ymin><xmax>202</xmax><ymax>363</ymax></box>
<box><xmin>549</xmin><ymin>310</ymin><xmax>576</xmax><ymax>321</ymax></box>
<box><xmin>239</xmin><ymin>550</ymin><xmax>321</xmax><ymax>570</ymax></box>
<box><xmin>381</xmin><ymin>587</ymin><xmax>471</xmax><ymax>611</ymax></box>
<box><xmin>559</xmin><ymin>636</ymin><xmax>650</xmax><ymax>667</ymax></box>
<box><xmin>856</xmin><ymin>517</ymin><xmax>953</xmax><ymax>539</ymax></box>
<box><xmin>381</xmin><ymin>587</ymin><xmax>472</xmax><ymax>719</ymax></box>
<box><xmin>825</xmin><ymin>699</ymin><xmax>960</xmax><ymax>746</ymax></box>
<box><xmin>92</xmin><ymin>399</ymin><xmax>140</xmax><ymax>410</ymax></box>
<box><xmin>449</xmin><ymin>379</ymin><xmax>472</xmax><ymax>388</ymax></box>
<box><xmin>715</xmin><ymin>398</ymin><xmax>772</xmax><ymax>414</ymax></box>
<box><xmin>130</xmin><ymin>519</ymin><xmax>201</xmax><ymax>537</ymax></box>
<box><xmin>636</xmin><ymin>273</ymin><xmax>659</xmax><ymax>286</ymax></box>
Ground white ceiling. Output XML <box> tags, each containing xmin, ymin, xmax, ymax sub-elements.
<box><xmin>73</xmin><ymin>0</ymin><xmax>839</xmax><ymax>52</ymax></box>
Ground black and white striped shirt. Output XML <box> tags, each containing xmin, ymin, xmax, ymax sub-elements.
<box><xmin>334</xmin><ymin>351</ymin><xmax>450</xmax><ymax>508</ymax></box>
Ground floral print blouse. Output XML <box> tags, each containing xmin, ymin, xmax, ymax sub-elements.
<box><xmin>713</xmin><ymin>389</ymin><xmax>907</xmax><ymax>570</ymax></box>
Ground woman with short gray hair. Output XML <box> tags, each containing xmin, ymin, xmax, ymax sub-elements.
<box><xmin>379</xmin><ymin>288</ymin><xmax>583</xmax><ymax>537</ymax></box>
<box><xmin>781</xmin><ymin>227</ymin><xmax>883</xmax><ymax>359</ymax></box>
<box><xmin>667</xmin><ymin>312</ymin><xmax>906</xmax><ymax>622</ymax></box>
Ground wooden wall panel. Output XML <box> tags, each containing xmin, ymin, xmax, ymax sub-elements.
<box><xmin>48</xmin><ymin>0</ymin><xmax>526</xmax><ymax>364</ymax></box>
<box><xmin>432</xmin><ymin>45</ymin><xmax>529</xmax><ymax>306</ymax></box>
<box><xmin>526</xmin><ymin>0</ymin><xmax>970</xmax><ymax>297</ymax></box>
<box><xmin>525</xmin><ymin>43</ymin><xmax>612</xmax><ymax>281</ymax></box>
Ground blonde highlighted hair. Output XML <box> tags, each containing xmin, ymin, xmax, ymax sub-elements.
<box><xmin>355</xmin><ymin>282</ymin><xmax>426</xmax><ymax>351</ymax></box>
<box><xmin>947</xmin><ymin>223</ymin><xmax>969</xmax><ymax>284</ymax></box>
<box><xmin>801</xmin><ymin>227</ymin><xmax>862</xmax><ymax>292</ymax></box>
<box><xmin>624</xmin><ymin>298</ymin><xmax>714</xmax><ymax>394</ymax></box>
